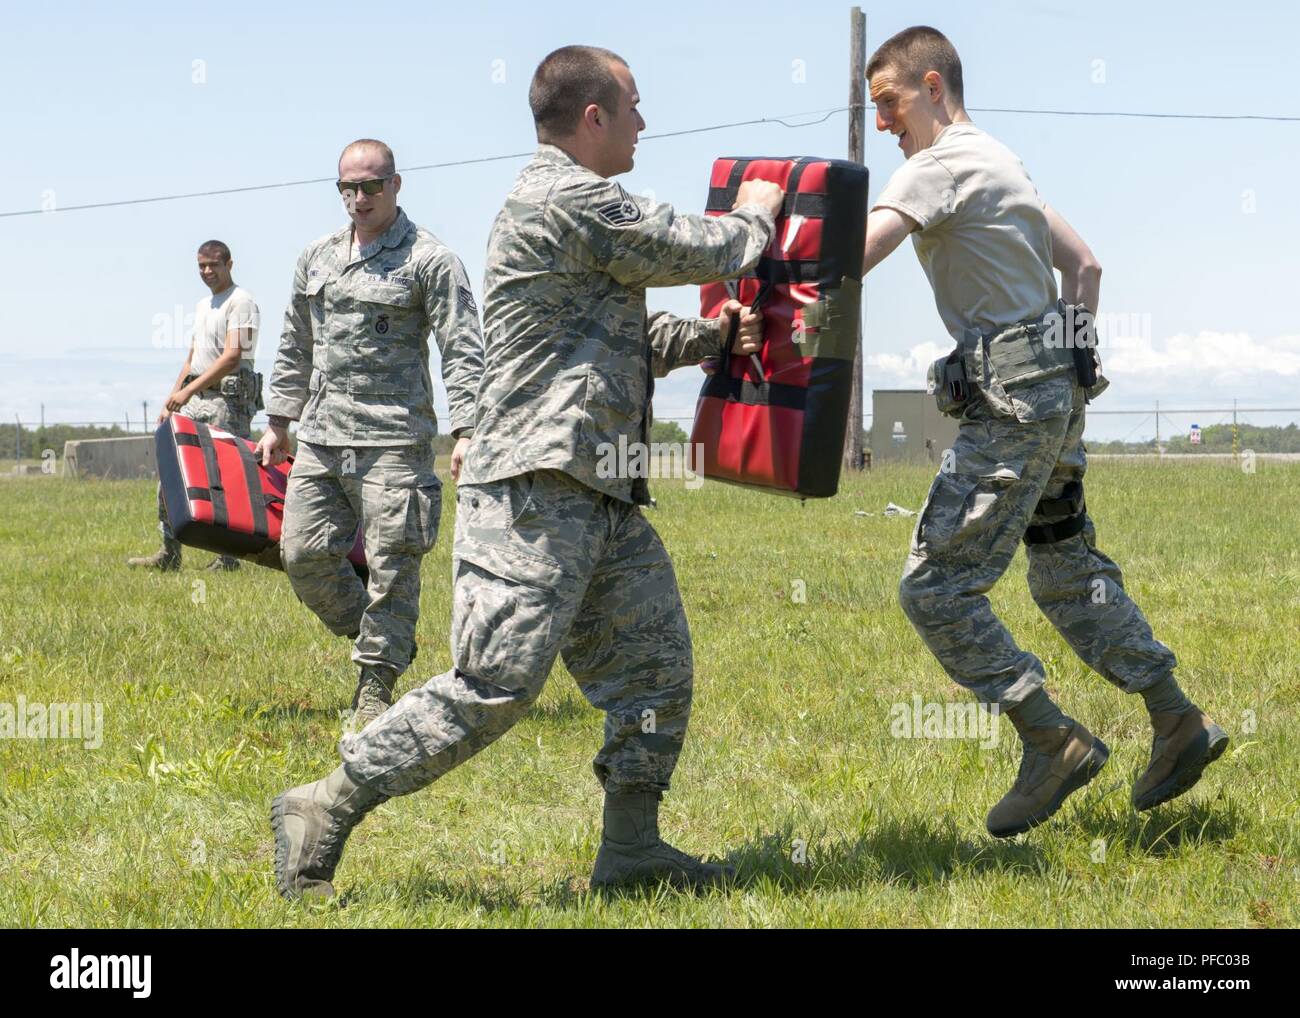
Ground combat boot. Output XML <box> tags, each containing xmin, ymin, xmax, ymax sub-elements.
<box><xmin>1132</xmin><ymin>706</ymin><xmax>1229</xmax><ymax>811</ymax></box>
<box><xmin>590</xmin><ymin>791</ymin><xmax>735</xmax><ymax>892</ymax></box>
<box><xmin>270</xmin><ymin>765</ymin><xmax>387</xmax><ymax>899</ymax></box>
<box><xmin>986</xmin><ymin>719</ymin><xmax>1109</xmax><ymax>838</ymax></box>
<box><xmin>344</xmin><ymin>666</ymin><xmax>397</xmax><ymax>735</ymax></box>
<box><xmin>126</xmin><ymin>548</ymin><xmax>180</xmax><ymax>571</ymax></box>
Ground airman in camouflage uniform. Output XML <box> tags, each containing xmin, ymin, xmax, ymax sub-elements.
<box><xmin>863</xmin><ymin>27</ymin><xmax>1228</xmax><ymax>837</ymax></box>
<box><xmin>129</xmin><ymin>239</ymin><xmax>260</xmax><ymax>572</ymax></box>
<box><xmin>258</xmin><ymin>139</ymin><xmax>483</xmax><ymax>731</ymax></box>
<box><xmin>271</xmin><ymin>47</ymin><xmax>783</xmax><ymax>898</ymax></box>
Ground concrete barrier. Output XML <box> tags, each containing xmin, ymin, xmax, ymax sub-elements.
<box><xmin>63</xmin><ymin>436</ymin><xmax>156</xmax><ymax>479</ymax></box>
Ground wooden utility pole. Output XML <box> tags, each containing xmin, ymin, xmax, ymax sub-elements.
<box><xmin>843</xmin><ymin>6</ymin><xmax>867</xmax><ymax>471</ymax></box>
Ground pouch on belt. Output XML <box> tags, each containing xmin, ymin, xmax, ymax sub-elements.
<box><xmin>974</xmin><ymin>302</ymin><xmax>1097</xmax><ymax>421</ymax></box>
<box><xmin>927</xmin><ymin>345</ymin><xmax>969</xmax><ymax>418</ymax></box>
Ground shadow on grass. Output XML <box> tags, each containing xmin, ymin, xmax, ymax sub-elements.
<box><xmin>1073</xmin><ymin>789</ymin><xmax>1242</xmax><ymax>855</ymax></box>
<box><xmin>350</xmin><ymin>873</ymin><xmax>588</xmax><ymax>913</ymax></box>
<box><xmin>728</xmin><ymin>789</ymin><xmax>1243</xmax><ymax>892</ymax></box>
<box><xmin>342</xmin><ymin>795</ymin><xmax>1243</xmax><ymax>910</ymax></box>
<box><xmin>722</xmin><ymin>813</ymin><xmax>1044</xmax><ymax>893</ymax></box>
<box><xmin>359</xmin><ymin>815</ymin><xmax>1039</xmax><ymax>909</ymax></box>
<box><xmin>223</xmin><ymin>698</ymin><xmax>345</xmax><ymax>724</ymax></box>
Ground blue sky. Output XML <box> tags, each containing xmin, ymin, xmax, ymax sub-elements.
<box><xmin>3</xmin><ymin>0</ymin><xmax>1298</xmax><ymax>441</ymax></box>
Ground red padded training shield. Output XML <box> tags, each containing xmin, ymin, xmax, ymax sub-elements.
<box><xmin>155</xmin><ymin>416</ymin><xmax>365</xmax><ymax>574</ymax></box>
<box><xmin>691</xmin><ymin>156</ymin><xmax>868</xmax><ymax>498</ymax></box>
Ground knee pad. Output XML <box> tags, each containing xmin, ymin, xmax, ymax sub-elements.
<box><xmin>1024</xmin><ymin>481</ymin><xmax>1086</xmax><ymax>545</ymax></box>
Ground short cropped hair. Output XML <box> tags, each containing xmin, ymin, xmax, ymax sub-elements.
<box><xmin>529</xmin><ymin>45</ymin><xmax>627</xmax><ymax>141</ymax></box>
<box><xmin>867</xmin><ymin>26</ymin><xmax>964</xmax><ymax>106</ymax></box>
<box><xmin>197</xmin><ymin>239</ymin><xmax>231</xmax><ymax>262</ymax></box>
<box><xmin>339</xmin><ymin>138</ymin><xmax>396</xmax><ymax>176</ymax></box>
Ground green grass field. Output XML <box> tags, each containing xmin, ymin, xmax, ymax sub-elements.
<box><xmin>0</xmin><ymin>458</ymin><xmax>1296</xmax><ymax>928</ymax></box>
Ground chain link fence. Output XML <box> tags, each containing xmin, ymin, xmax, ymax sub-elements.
<box><xmin>7</xmin><ymin>403</ymin><xmax>1300</xmax><ymax>472</ymax></box>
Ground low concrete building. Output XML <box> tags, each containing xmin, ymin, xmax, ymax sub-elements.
<box><xmin>870</xmin><ymin>389</ymin><xmax>959</xmax><ymax>465</ymax></box>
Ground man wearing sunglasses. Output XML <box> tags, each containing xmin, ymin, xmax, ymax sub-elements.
<box><xmin>256</xmin><ymin>138</ymin><xmax>484</xmax><ymax>734</ymax></box>
<box><xmin>272</xmin><ymin>46</ymin><xmax>784</xmax><ymax>899</ymax></box>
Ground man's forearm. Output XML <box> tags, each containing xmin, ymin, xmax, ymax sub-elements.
<box><xmin>183</xmin><ymin>350</ymin><xmax>242</xmax><ymax>394</ymax></box>
<box><xmin>863</xmin><ymin>206</ymin><xmax>917</xmax><ymax>277</ymax></box>
<box><xmin>1043</xmin><ymin>203</ymin><xmax>1101</xmax><ymax>313</ymax></box>
<box><xmin>1061</xmin><ymin>264</ymin><xmax>1102</xmax><ymax>315</ymax></box>
<box><xmin>171</xmin><ymin>350</ymin><xmax>194</xmax><ymax>394</ymax></box>
<box><xmin>599</xmin><ymin>203</ymin><xmax>775</xmax><ymax>290</ymax></box>
<box><xmin>648</xmin><ymin>312</ymin><xmax>721</xmax><ymax>376</ymax></box>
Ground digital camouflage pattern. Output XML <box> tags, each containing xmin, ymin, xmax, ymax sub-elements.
<box><xmin>339</xmin><ymin>469</ymin><xmax>694</xmax><ymax>796</ymax></box>
<box><xmin>460</xmin><ymin>143</ymin><xmax>776</xmax><ymax>505</ymax></box>
<box><xmin>899</xmin><ymin>374</ymin><xmax>1178</xmax><ymax>707</ymax></box>
<box><xmin>335</xmin><ymin>146</ymin><xmax>774</xmax><ymax>802</ymax></box>
<box><xmin>266</xmin><ymin>208</ymin><xmax>481</xmax><ymax>680</ymax></box>
<box><xmin>280</xmin><ymin>440</ymin><xmax>440</xmax><ymax>678</ymax></box>
<box><xmin>266</xmin><ymin>207</ymin><xmax>483</xmax><ymax>445</ymax></box>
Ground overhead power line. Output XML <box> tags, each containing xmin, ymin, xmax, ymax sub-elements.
<box><xmin>968</xmin><ymin>106</ymin><xmax>1299</xmax><ymax>122</ymax></box>
<box><xmin>0</xmin><ymin>106</ymin><xmax>850</xmax><ymax>219</ymax></box>
<box><xmin>3</xmin><ymin>102</ymin><xmax>1295</xmax><ymax>219</ymax></box>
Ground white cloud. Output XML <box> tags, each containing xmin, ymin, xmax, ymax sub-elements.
<box><xmin>1102</xmin><ymin>331</ymin><xmax>1300</xmax><ymax>383</ymax></box>
<box><xmin>865</xmin><ymin>340</ymin><xmax>949</xmax><ymax>388</ymax></box>
<box><xmin>858</xmin><ymin>330</ymin><xmax>1300</xmax><ymax>408</ymax></box>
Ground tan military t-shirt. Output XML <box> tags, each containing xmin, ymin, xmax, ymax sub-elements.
<box><xmin>873</xmin><ymin>122</ymin><xmax>1057</xmax><ymax>340</ymax></box>
<box><xmin>190</xmin><ymin>284</ymin><xmax>259</xmax><ymax>372</ymax></box>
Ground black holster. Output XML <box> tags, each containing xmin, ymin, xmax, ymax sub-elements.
<box><xmin>1071</xmin><ymin>334</ymin><xmax>1099</xmax><ymax>389</ymax></box>
<box><xmin>1064</xmin><ymin>302</ymin><xmax>1100</xmax><ymax>389</ymax></box>
<box><xmin>942</xmin><ymin>348</ymin><xmax>969</xmax><ymax>404</ymax></box>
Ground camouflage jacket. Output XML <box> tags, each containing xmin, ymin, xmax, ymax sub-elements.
<box><xmin>461</xmin><ymin>144</ymin><xmax>775</xmax><ymax>503</ymax></box>
<box><xmin>266</xmin><ymin>208</ymin><xmax>484</xmax><ymax>446</ymax></box>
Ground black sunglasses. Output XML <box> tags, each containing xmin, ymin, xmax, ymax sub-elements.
<box><xmin>336</xmin><ymin>176</ymin><xmax>393</xmax><ymax>196</ymax></box>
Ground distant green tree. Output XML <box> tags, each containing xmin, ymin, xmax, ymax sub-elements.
<box><xmin>1166</xmin><ymin>422</ymin><xmax>1300</xmax><ymax>453</ymax></box>
<box><xmin>0</xmin><ymin>422</ymin><xmax>137</xmax><ymax>461</ymax></box>
<box><xmin>1087</xmin><ymin>422</ymin><xmax>1300</xmax><ymax>455</ymax></box>
<box><xmin>650</xmin><ymin>420</ymin><xmax>689</xmax><ymax>445</ymax></box>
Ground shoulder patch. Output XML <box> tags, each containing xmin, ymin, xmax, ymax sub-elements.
<box><xmin>596</xmin><ymin>185</ymin><xmax>643</xmax><ymax>228</ymax></box>
<box><xmin>457</xmin><ymin>285</ymin><xmax>478</xmax><ymax>314</ymax></box>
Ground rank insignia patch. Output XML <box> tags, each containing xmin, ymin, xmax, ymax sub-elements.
<box><xmin>597</xmin><ymin>186</ymin><xmax>643</xmax><ymax>227</ymax></box>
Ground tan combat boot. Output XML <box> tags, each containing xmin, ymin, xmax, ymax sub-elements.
<box><xmin>986</xmin><ymin>721</ymin><xmax>1109</xmax><ymax>838</ymax></box>
<box><xmin>344</xmin><ymin>667</ymin><xmax>397</xmax><ymax>736</ymax></box>
<box><xmin>1132</xmin><ymin>707</ymin><xmax>1229</xmax><ymax>811</ymax></box>
<box><xmin>590</xmin><ymin>791</ymin><xmax>735</xmax><ymax>892</ymax></box>
<box><xmin>126</xmin><ymin>548</ymin><xmax>180</xmax><ymax>571</ymax></box>
<box><xmin>270</xmin><ymin>765</ymin><xmax>387</xmax><ymax>899</ymax></box>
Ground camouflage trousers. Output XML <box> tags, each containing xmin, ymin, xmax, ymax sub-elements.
<box><xmin>280</xmin><ymin>441</ymin><xmax>440</xmax><ymax>677</ymax></box>
<box><xmin>899</xmin><ymin>378</ymin><xmax>1177</xmax><ymax>707</ymax></box>
<box><xmin>340</xmin><ymin>469</ymin><xmax>694</xmax><ymax>797</ymax></box>
<box><xmin>157</xmin><ymin>392</ymin><xmax>253</xmax><ymax>563</ymax></box>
